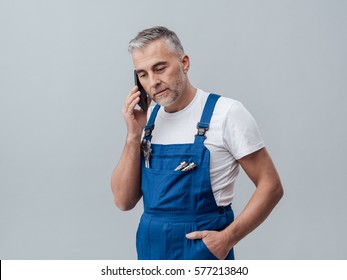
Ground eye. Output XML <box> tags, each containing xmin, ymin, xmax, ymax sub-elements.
<box><xmin>155</xmin><ymin>66</ymin><xmax>166</xmax><ymax>73</ymax></box>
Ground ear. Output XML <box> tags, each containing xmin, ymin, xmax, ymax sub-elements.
<box><xmin>180</xmin><ymin>54</ymin><xmax>190</xmax><ymax>74</ymax></box>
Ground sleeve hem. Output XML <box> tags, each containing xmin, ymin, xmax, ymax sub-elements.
<box><xmin>234</xmin><ymin>142</ymin><xmax>265</xmax><ymax>160</ymax></box>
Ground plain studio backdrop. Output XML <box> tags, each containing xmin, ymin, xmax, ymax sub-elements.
<box><xmin>1</xmin><ymin>0</ymin><xmax>346</xmax><ymax>260</ymax></box>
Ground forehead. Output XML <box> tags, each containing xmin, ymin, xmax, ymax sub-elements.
<box><xmin>131</xmin><ymin>39</ymin><xmax>177</xmax><ymax>70</ymax></box>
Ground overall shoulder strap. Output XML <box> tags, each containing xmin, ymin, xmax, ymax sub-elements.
<box><xmin>143</xmin><ymin>104</ymin><xmax>160</xmax><ymax>140</ymax></box>
<box><xmin>194</xmin><ymin>93</ymin><xmax>221</xmax><ymax>144</ymax></box>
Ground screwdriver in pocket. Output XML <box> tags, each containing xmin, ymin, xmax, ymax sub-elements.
<box><xmin>181</xmin><ymin>162</ymin><xmax>196</xmax><ymax>171</ymax></box>
<box><xmin>174</xmin><ymin>161</ymin><xmax>188</xmax><ymax>171</ymax></box>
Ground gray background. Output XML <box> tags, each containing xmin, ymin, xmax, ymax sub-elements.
<box><xmin>1</xmin><ymin>0</ymin><xmax>346</xmax><ymax>259</ymax></box>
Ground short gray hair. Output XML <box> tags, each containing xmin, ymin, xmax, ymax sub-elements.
<box><xmin>128</xmin><ymin>26</ymin><xmax>184</xmax><ymax>57</ymax></box>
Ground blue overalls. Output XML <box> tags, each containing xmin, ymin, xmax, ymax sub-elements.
<box><xmin>136</xmin><ymin>93</ymin><xmax>235</xmax><ymax>260</ymax></box>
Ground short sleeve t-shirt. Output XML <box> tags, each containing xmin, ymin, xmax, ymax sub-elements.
<box><xmin>148</xmin><ymin>89</ymin><xmax>265</xmax><ymax>206</ymax></box>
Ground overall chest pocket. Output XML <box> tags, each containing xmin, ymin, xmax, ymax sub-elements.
<box><xmin>141</xmin><ymin>144</ymin><xmax>207</xmax><ymax>211</ymax></box>
<box><xmin>141</xmin><ymin>165</ymin><xmax>197</xmax><ymax>211</ymax></box>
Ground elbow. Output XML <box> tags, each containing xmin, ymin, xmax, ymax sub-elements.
<box><xmin>114</xmin><ymin>200</ymin><xmax>128</xmax><ymax>211</ymax></box>
<box><xmin>273</xmin><ymin>180</ymin><xmax>284</xmax><ymax>204</ymax></box>
<box><xmin>114</xmin><ymin>199</ymin><xmax>134</xmax><ymax>211</ymax></box>
<box><xmin>114</xmin><ymin>196</ymin><xmax>138</xmax><ymax>211</ymax></box>
<box><xmin>111</xmin><ymin>182</ymin><xmax>139</xmax><ymax>211</ymax></box>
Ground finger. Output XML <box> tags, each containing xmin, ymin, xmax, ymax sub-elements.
<box><xmin>125</xmin><ymin>86</ymin><xmax>140</xmax><ymax>105</ymax></box>
<box><xmin>123</xmin><ymin>91</ymin><xmax>140</xmax><ymax>114</ymax></box>
<box><xmin>128</xmin><ymin>85</ymin><xmax>138</xmax><ymax>95</ymax></box>
<box><xmin>185</xmin><ymin>231</ymin><xmax>205</xmax><ymax>240</ymax></box>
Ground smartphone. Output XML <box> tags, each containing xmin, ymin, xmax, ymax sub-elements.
<box><xmin>134</xmin><ymin>70</ymin><xmax>148</xmax><ymax>111</ymax></box>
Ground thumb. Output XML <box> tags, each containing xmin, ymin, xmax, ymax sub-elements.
<box><xmin>186</xmin><ymin>231</ymin><xmax>205</xmax><ymax>240</ymax></box>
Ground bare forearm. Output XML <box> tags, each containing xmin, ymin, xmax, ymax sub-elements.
<box><xmin>223</xmin><ymin>180</ymin><xmax>283</xmax><ymax>248</ymax></box>
<box><xmin>111</xmin><ymin>136</ymin><xmax>142</xmax><ymax>211</ymax></box>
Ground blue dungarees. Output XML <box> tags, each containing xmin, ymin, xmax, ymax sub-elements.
<box><xmin>136</xmin><ymin>93</ymin><xmax>235</xmax><ymax>260</ymax></box>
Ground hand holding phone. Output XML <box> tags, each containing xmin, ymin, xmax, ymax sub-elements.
<box><xmin>134</xmin><ymin>70</ymin><xmax>148</xmax><ymax>111</ymax></box>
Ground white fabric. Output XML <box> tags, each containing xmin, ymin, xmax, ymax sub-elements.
<box><xmin>148</xmin><ymin>89</ymin><xmax>265</xmax><ymax>206</ymax></box>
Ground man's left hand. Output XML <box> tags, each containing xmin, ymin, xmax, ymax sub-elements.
<box><xmin>186</xmin><ymin>230</ymin><xmax>230</xmax><ymax>260</ymax></box>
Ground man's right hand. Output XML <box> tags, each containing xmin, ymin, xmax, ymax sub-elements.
<box><xmin>122</xmin><ymin>86</ymin><xmax>150</xmax><ymax>141</ymax></box>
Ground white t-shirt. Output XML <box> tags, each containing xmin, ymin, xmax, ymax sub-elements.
<box><xmin>148</xmin><ymin>89</ymin><xmax>265</xmax><ymax>206</ymax></box>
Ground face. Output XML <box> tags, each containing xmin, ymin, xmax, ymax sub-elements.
<box><xmin>132</xmin><ymin>39</ymin><xmax>189</xmax><ymax>110</ymax></box>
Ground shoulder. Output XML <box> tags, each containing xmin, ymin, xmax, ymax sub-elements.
<box><xmin>198</xmin><ymin>90</ymin><xmax>240</xmax><ymax>112</ymax></box>
<box><xmin>209</xmin><ymin>93</ymin><xmax>249</xmax><ymax>126</ymax></box>
<box><xmin>215</xmin><ymin>95</ymin><xmax>241</xmax><ymax>115</ymax></box>
<box><xmin>213</xmin><ymin>95</ymin><xmax>258</xmax><ymax>127</ymax></box>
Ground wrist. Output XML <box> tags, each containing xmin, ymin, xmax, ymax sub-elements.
<box><xmin>221</xmin><ymin>222</ymin><xmax>243</xmax><ymax>249</ymax></box>
<box><xmin>126</xmin><ymin>134</ymin><xmax>142</xmax><ymax>145</ymax></box>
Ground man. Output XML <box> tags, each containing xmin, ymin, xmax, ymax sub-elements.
<box><xmin>111</xmin><ymin>26</ymin><xmax>283</xmax><ymax>260</ymax></box>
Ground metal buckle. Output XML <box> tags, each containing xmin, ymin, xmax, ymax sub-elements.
<box><xmin>144</xmin><ymin>125</ymin><xmax>154</xmax><ymax>138</ymax></box>
<box><xmin>196</xmin><ymin>122</ymin><xmax>209</xmax><ymax>137</ymax></box>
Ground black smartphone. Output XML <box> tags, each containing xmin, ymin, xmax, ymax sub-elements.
<box><xmin>134</xmin><ymin>70</ymin><xmax>148</xmax><ymax>111</ymax></box>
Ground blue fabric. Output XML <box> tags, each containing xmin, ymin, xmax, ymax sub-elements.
<box><xmin>137</xmin><ymin>93</ymin><xmax>235</xmax><ymax>260</ymax></box>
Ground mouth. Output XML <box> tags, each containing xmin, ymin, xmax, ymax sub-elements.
<box><xmin>154</xmin><ymin>88</ymin><xmax>168</xmax><ymax>97</ymax></box>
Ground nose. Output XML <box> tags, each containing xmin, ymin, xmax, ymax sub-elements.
<box><xmin>148</xmin><ymin>73</ymin><xmax>160</xmax><ymax>89</ymax></box>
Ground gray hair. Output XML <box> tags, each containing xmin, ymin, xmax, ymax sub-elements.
<box><xmin>128</xmin><ymin>26</ymin><xmax>184</xmax><ymax>57</ymax></box>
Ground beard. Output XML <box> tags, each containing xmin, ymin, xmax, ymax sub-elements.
<box><xmin>153</xmin><ymin>88</ymin><xmax>179</xmax><ymax>107</ymax></box>
<box><xmin>152</xmin><ymin>68</ymin><xmax>185</xmax><ymax>108</ymax></box>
